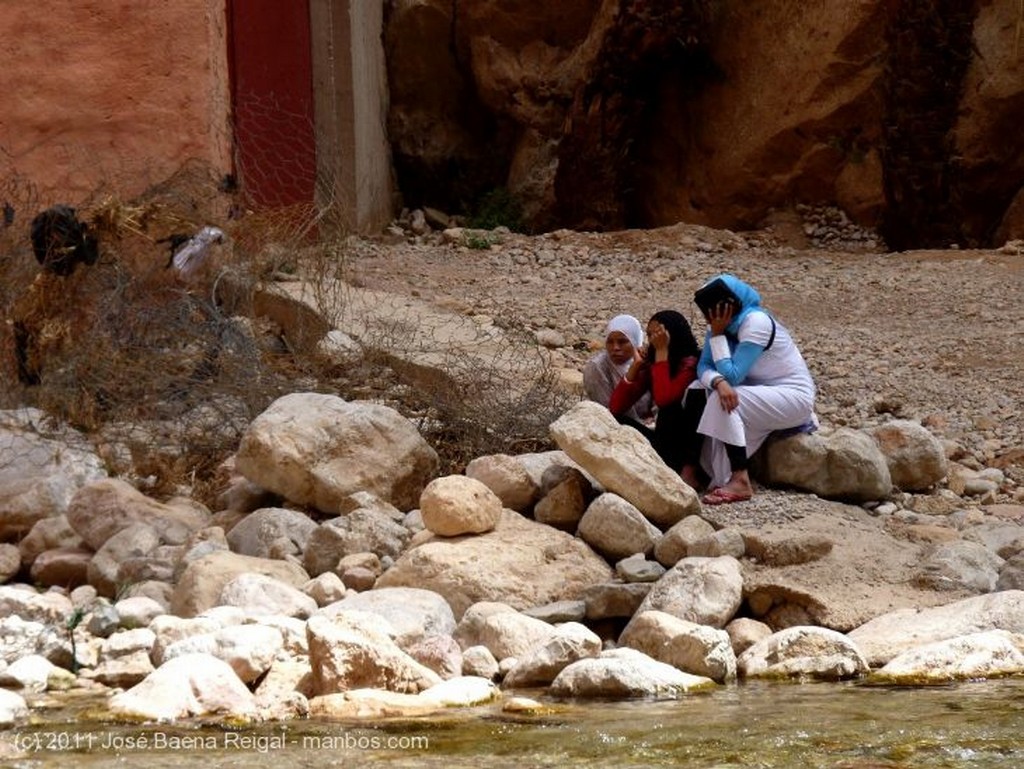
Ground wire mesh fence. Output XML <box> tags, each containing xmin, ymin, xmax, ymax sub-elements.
<box><xmin>1</xmin><ymin>103</ymin><xmax>573</xmax><ymax>503</ymax></box>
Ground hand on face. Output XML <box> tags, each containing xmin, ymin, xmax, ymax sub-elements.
<box><xmin>647</xmin><ymin>321</ymin><xmax>670</xmax><ymax>360</ymax></box>
<box><xmin>707</xmin><ymin>301</ymin><xmax>735</xmax><ymax>336</ymax></box>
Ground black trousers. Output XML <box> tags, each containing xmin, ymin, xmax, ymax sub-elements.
<box><xmin>617</xmin><ymin>396</ymin><xmax>701</xmax><ymax>472</ymax></box>
<box><xmin>619</xmin><ymin>389</ymin><xmax>747</xmax><ymax>473</ymax></box>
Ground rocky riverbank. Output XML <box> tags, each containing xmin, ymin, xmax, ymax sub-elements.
<box><xmin>1</xmin><ymin>218</ymin><xmax>1023</xmax><ymax>745</ymax></box>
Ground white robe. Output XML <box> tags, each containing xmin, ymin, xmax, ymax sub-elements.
<box><xmin>582</xmin><ymin>350</ymin><xmax>654</xmax><ymax>423</ymax></box>
<box><xmin>694</xmin><ymin>313</ymin><xmax>816</xmax><ymax>488</ymax></box>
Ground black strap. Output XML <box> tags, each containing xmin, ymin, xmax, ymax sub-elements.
<box><xmin>764</xmin><ymin>316</ymin><xmax>776</xmax><ymax>351</ymax></box>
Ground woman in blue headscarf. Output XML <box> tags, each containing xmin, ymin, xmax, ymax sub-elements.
<box><xmin>683</xmin><ymin>274</ymin><xmax>817</xmax><ymax>504</ymax></box>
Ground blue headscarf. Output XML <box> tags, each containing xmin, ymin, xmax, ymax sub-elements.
<box><xmin>700</xmin><ymin>273</ymin><xmax>766</xmax><ymax>336</ymax></box>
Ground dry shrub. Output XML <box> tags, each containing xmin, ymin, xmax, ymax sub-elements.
<box><xmin>0</xmin><ymin>164</ymin><xmax>300</xmax><ymax>499</ymax></box>
<box><xmin>350</xmin><ymin>300</ymin><xmax>576</xmax><ymax>474</ymax></box>
<box><xmin>1</xmin><ymin>161</ymin><xmax>572</xmax><ymax>502</ymax></box>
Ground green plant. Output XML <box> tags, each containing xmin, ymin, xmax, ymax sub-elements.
<box><xmin>464</xmin><ymin>231</ymin><xmax>497</xmax><ymax>250</ymax></box>
<box><xmin>65</xmin><ymin>607</ymin><xmax>86</xmax><ymax>674</ymax></box>
<box><xmin>468</xmin><ymin>188</ymin><xmax>524</xmax><ymax>232</ymax></box>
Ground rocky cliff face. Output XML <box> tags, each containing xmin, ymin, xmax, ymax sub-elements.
<box><xmin>384</xmin><ymin>0</ymin><xmax>1024</xmax><ymax>246</ymax></box>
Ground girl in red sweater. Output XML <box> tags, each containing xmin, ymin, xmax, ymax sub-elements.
<box><xmin>609</xmin><ymin>310</ymin><xmax>701</xmax><ymax>474</ymax></box>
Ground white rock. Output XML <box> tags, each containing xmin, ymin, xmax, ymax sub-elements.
<box><xmin>848</xmin><ymin>590</ymin><xmax>1024</xmax><ymax>666</ymax></box>
<box><xmin>503</xmin><ymin>622</ymin><xmax>602</xmax><ymax>687</ymax></box>
<box><xmin>549</xmin><ymin>647</ymin><xmax>715</xmax><ymax>698</ymax></box>
<box><xmin>619</xmin><ymin>611</ymin><xmax>737</xmax><ymax>682</ymax></box>
<box><xmin>235</xmin><ymin>393</ymin><xmax>438</xmax><ymax>513</ymax></box>
<box><xmin>578</xmin><ymin>493</ymin><xmax>662</xmax><ymax>560</ymax></box>
<box><xmin>454</xmin><ymin>603</ymin><xmax>558</xmax><ymax>660</ymax></box>
<box><xmin>0</xmin><ymin>687</ymin><xmax>28</xmax><ymax>727</ymax></box>
<box><xmin>550</xmin><ymin>402</ymin><xmax>700</xmax><ymax>527</ymax></box>
<box><xmin>161</xmin><ymin>625</ymin><xmax>284</xmax><ymax>683</ymax></box>
<box><xmin>627</xmin><ymin>556</ymin><xmax>744</xmax><ymax>630</ymax></box>
<box><xmin>108</xmin><ymin>653</ymin><xmax>257</xmax><ymax>721</ymax></box>
<box><xmin>874</xmin><ymin>629</ymin><xmax>1024</xmax><ymax>683</ymax></box>
<box><xmin>376</xmin><ymin>509</ymin><xmax>612</xmax><ymax>618</ymax></box>
<box><xmin>419</xmin><ymin>675</ymin><xmax>500</xmax><ymax>706</ymax></box>
<box><xmin>306</xmin><ymin>613</ymin><xmax>441</xmax><ymax>696</ymax></box>
<box><xmin>316</xmin><ymin>587</ymin><xmax>455</xmax><ymax>647</ymax></box>
<box><xmin>738</xmin><ymin>626</ymin><xmax>869</xmax><ymax>680</ymax></box>
<box><xmin>218</xmin><ymin>573</ymin><xmax>318</xmax><ymax>619</ymax></box>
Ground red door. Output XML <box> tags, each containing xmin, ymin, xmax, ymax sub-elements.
<box><xmin>227</xmin><ymin>0</ymin><xmax>316</xmax><ymax>209</ymax></box>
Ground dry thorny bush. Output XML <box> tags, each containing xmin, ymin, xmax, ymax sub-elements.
<box><xmin>1</xmin><ymin>164</ymin><xmax>574</xmax><ymax>506</ymax></box>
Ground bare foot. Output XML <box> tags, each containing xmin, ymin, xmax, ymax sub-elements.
<box><xmin>702</xmin><ymin>486</ymin><xmax>753</xmax><ymax>505</ymax></box>
<box><xmin>680</xmin><ymin>465</ymin><xmax>703</xmax><ymax>491</ymax></box>
<box><xmin>703</xmin><ymin>471</ymin><xmax>753</xmax><ymax>503</ymax></box>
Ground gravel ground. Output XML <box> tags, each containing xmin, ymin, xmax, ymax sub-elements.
<box><xmin>304</xmin><ymin>220</ymin><xmax>1024</xmax><ymax>621</ymax></box>
<box><xmin>344</xmin><ymin>221</ymin><xmax>1023</xmax><ymax>484</ymax></box>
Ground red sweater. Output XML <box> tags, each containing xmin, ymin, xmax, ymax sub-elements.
<box><xmin>609</xmin><ymin>356</ymin><xmax>698</xmax><ymax>417</ymax></box>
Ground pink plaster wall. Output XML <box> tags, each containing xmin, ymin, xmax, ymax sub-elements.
<box><xmin>0</xmin><ymin>0</ymin><xmax>231</xmax><ymax>206</ymax></box>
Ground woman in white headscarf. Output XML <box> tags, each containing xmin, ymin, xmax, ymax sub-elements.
<box><xmin>582</xmin><ymin>314</ymin><xmax>653</xmax><ymax>425</ymax></box>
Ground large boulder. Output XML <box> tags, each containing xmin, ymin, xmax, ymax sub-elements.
<box><xmin>160</xmin><ymin>625</ymin><xmax>284</xmax><ymax>683</ymax></box>
<box><xmin>549</xmin><ymin>647</ymin><xmax>716</xmax><ymax>699</ymax></box>
<box><xmin>873</xmin><ymin>630</ymin><xmax>1024</xmax><ymax>684</ymax></box>
<box><xmin>865</xmin><ymin>419</ymin><xmax>948</xmax><ymax>492</ymax></box>
<box><xmin>625</xmin><ymin>556</ymin><xmax>744</xmax><ymax>630</ymax></box>
<box><xmin>464</xmin><ymin>454</ymin><xmax>541</xmax><ymax>513</ymax></box>
<box><xmin>0</xmin><ymin>408</ymin><xmax>108</xmax><ymax>541</ymax></box>
<box><xmin>317</xmin><ymin>587</ymin><xmax>456</xmax><ymax>648</ymax></box>
<box><xmin>235</xmin><ymin>393</ymin><xmax>438</xmax><ymax>513</ymax></box>
<box><xmin>375</xmin><ymin>509</ymin><xmax>613</xmax><ymax>618</ymax></box>
<box><xmin>225</xmin><ymin>507</ymin><xmax>319</xmax><ymax>559</ymax></box>
<box><xmin>503</xmin><ymin>622</ymin><xmax>602</xmax><ymax>688</ymax></box>
<box><xmin>738</xmin><ymin>626</ymin><xmax>870</xmax><ymax>681</ymax></box>
<box><xmin>170</xmin><ymin>551</ymin><xmax>311</xmax><ymax>618</ymax></box>
<box><xmin>757</xmin><ymin>428</ymin><xmax>892</xmax><ymax>503</ymax></box>
<box><xmin>578</xmin><ymin>493</ymin><xmax>662</xmax><ymax>560</ymax></box>
<box><xmin>847</xmin><ymin>590</ymin><xmax>1024</xmax><ymax>667</ymax></box>
<box><xmin>217</xmin><ymin>573</ymin><xmax>319</xmax><ymax>619</ymax></box>
<box><xmin>550</xmin><ymin>401</ymin><xmax>700</xmax><ymax>527</ymax></box>
<box><xmin>453</xmin><ymin>602</ymin><xmax>558</xmax><ymax>660</ymax></box>
<box><xmin>306</xmin><ymin>613</ymin><xmax>441</xmax><ymax>695</ymax></box>
<box><xmin>87</xmin><ymin>523</ymin><xmax>161</xmax><ymax>597</ymax></box>
<box><xmin>619</xmin><ymin>610</ymin><xmax>736</xmax><ymax>683</ymax></box>
<box><xmin>108</xmin><ymin>653</ymin><xmax>257</xmax><ymax>721</ymax></box>
<box><xmin>66</xmin><ymin>478</ymin><xmax>210</xmax><ymax>550</ymax></box>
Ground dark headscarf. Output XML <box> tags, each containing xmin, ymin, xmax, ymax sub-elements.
<box><xmin>649</xmin><ymin>310</ymin><xmax>700</xmax><ymax>377</ymax></box>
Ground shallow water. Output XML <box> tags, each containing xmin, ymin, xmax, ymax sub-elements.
<box><xmin>4</xmin><ymin>679</ymin><xmax>1023</xmax><ymax>768</ymax></box>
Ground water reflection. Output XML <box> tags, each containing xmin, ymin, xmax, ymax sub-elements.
<box><xmin>4</xmin><ymin>679</ymin><xmax>1023</xmax><ymax>768</ymax></box>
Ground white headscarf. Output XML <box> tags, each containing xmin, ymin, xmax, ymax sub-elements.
<box><xmin>604</xmin><ymin>314</ymin><xmax>644</xmax><ymax>349</ymax></box>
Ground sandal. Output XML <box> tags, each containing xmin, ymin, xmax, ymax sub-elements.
<box><xmin>701</xmin><ymin>487</ymin><xmax>752</xmax><ymax>505</ymax></box>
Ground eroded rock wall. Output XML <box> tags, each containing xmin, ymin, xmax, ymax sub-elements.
<box><xmin>385</xmin><ymin>0</ymin><xmax>1024</xmax><ymax>245</ymax></box>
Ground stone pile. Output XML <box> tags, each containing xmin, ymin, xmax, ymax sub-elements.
<box><xmin>1</xmin><ymin>387</ymin><xmax>1023</xmax><ymax>732</ymax></box>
